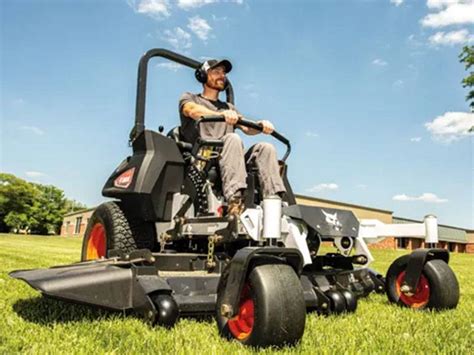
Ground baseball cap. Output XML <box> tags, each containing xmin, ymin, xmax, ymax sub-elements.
<box><xmin>201</xmin><ymin>59</ymin><xmax>232</xmax><ymax>73</ymax></box>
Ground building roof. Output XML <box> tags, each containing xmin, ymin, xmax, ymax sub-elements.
<box><xmin>64</xmin><ymin>207</ymin><xmax>95</xmax><ymax>217</ymax></box>
<box><xmin>393</xmin><ymin>216</ymin><xmax>468</xmax><ymax>243</ymax></box>
<box><xmin>295</xmin><ymin>194</ymin><xmax>393</xmax><ymax>214</ymax></box>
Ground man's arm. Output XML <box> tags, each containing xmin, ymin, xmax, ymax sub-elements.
<box><xmin>238</xmin><ymin>120</ymin><xmax>275</xmax><ymax>135</ymax></box>
<box><xmin>182</xmin><ymin>101</ymin><xmax>274</xmax><ymax>134</ymax></box>
<box><xmin>182</xmin><ymin>102</ymin><xmax>239</xmax><ymax>125</ymax></box>
<box><xmin>182</xmin><ymin>102</ymin><xmax>219</xmax><ymax>121</ymax></box>
<box><xmin>237</xmin><ymin>124</ymin><xmax>260</xmax><ymax>135</ymax></box>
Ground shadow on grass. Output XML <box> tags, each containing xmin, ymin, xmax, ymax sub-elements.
<box><xmin>12</xmin><ymin>296</ymin><xmax>136</xmax><ymax>326</ymax></box>
<box><xmin>12</xmin><ymin>296</ymin><xmax>215</xmax><ymax>327</ymax></box>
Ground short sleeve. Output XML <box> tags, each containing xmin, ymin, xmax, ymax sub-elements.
<box><xmin>228</xmin><ymin>102</ymin><xmax>242</xmax><ymax>117</ymax></box>
<box><xmin>179</xmin><ymin>92</ymin><xmax>197</xmax><ymax>115</ymax></box>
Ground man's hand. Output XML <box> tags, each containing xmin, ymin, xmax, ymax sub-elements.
<box><xmin>258</xmin><ymin>120</ymin><xmax>274</xmax><ymax>134</ymax></box>
<box><xmin>222</xmin><ymin>109</ymin><xmax>239</xmax><ymax>125</ymax></box>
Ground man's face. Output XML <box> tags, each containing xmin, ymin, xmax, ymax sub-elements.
<box><xmin>206</xmin><ymin>65</ymin><xmax>227</xmax><ymax>91</ymax></box>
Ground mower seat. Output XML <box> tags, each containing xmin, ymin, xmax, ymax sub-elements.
<box><xmin>167</xmin><ymin>126</ymin><xmax>193</xmax><ymax>153</ymax></box>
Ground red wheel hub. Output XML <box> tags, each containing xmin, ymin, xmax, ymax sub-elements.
<box><xmin>396</xmin><ymin>271</ymin><xmax>430</xmax><ymax>308</ymax></box>
<box><xmin>86</xmin><ymin>223</ymin><xmax>106</xmax><ymax>260</ymax></box>
<box><xmin>227</xmin><ymin>284</ymin><xmax>254</xmax><ymax>340</ymax></box>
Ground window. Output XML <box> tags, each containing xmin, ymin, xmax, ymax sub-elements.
<box><xmin>397</xmin><ymin>237</ymin><xmax>408</xmax><ymax>249</ymax></box>
<box><xmin>74</xmin><ymin>217</ymin><xmax>82</xmax><ymax>234</ymax></box>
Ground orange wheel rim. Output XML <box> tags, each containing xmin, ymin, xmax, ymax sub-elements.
<box><xmin>86</xmin><ymin>223</ymin><xmax>106</xmax><ymax>260</ymax></box>
<box><xmin>396</xmin><ymin>271</ymin><xmax>430</xmax><ymax>308</ymax></box>
<box><xmin>228</xmin><ymin>284</ymin><xmax>254</xmax><ymax>340</ymax></box>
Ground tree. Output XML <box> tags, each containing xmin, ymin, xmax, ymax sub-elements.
<box><xmin>29</xmin><ymin>184</ymin><xmax>67</xmax><ymax>235</ymax></box>
<box><xmin>4</xmin><ymin>212</ymin><xmax>30</xmax><ymax>233</ymax></box>
<box><xmin>459</xmin><ymin>45</ymin><xmax>474</xmax><ymax>110</ymax></box>
<box><xmin>0</xmin><ymin>174</ymin><xmax>38</xmax><ymax>232</ymax></box>
<box><xmin>64</xmin><ymin>199</ymin><xmax>88</xmax><ymax>214</ymax></box>
<box><xmin>0</xmin><ymin>173</ymin><xmax>86</xmax><ymax>235</ymax></box>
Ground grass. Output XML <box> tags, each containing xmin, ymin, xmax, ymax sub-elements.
<box><xmin>0</xmin><ymin>233</ymin><xmax>472</xmax><ymax>354</ymax></box>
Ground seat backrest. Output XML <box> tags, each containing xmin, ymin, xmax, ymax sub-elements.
<box><xmin>167</xmin><ymin>126</ymin><xmax>193</xmax><ymax>152</ymax></box>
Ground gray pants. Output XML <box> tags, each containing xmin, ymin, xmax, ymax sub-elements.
<box><xmin>219</xmin><ymin>133</ymin><xmax>286</xmax><ymax>200</ymax></box>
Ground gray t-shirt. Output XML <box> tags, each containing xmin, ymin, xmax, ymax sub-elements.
<box><xmin>179</xmin><ymin>92</ymin><xmax>239</xmax><ymax>144</ymax></box>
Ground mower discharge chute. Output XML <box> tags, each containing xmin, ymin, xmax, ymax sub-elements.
<box><xmin>10</xmin><ymin>49</ymin><xmax>460</xmax><ymax>348</ymax></box>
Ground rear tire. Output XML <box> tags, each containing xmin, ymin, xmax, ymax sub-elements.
<box><xmin>216</xmin><ymin>263</ymin><xmax>306</xmax><ymax>348</ymax></box>
<box><xmin>386</xmin><ymin>255</ymin><xmax>459</xmax><ymax>310</ymax></box>
<box><xmin>81</xmin><ymin>201</ymin><xmax>155</xmax><ymax>261</ymax></box>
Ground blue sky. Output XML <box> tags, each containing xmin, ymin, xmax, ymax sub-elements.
<box><xmin>1</xmin><ymin>0</ymin><xmax>473</xmax><ymax>228</ymax></box>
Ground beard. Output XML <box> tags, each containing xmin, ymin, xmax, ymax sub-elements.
<box><xmin>207</xmin><ymin>78</ymin><xmax>225</xmax><ymax>91</ymax></box>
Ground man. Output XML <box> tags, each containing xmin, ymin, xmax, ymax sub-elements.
<box><xmin>179</xmin><ymin>59</ymin><xmax>286</xmax><ymax>215</ymax></box>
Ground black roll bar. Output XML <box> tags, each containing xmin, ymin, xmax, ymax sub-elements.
<box><xmin>130</xmin><ymin>48</ymin><xmax>235</xmax><ymax>143</ymax></box>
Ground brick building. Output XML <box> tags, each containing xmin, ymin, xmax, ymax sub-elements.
<box><xmin>61</xmin><ymin>194</ymin><xmax>473</xmax><ymax>253</ymax></box>
<box><xmin>293</xmin><ymin>194</ymin><xmax>473</xmax><ymax>253</ymax></box>
<box><xmin>60</xmin><ymin>208</ymin><xmax>94</xmax><ymax>236</ymax></box>
<box><xmin>393</xmin><ymin>217</ymin><xmax>471</xmax><ymax>253</ymax></box>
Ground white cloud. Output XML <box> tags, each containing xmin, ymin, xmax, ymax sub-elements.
<box><xmin>156</xmin><ymin>62</ymin><xmax>183</xmax><ymax>71</ymax></box>
<box><xmin>307</xmin><ymin>183</ymin><xmax>339</xmax><ymax>192</ymax></box>
<box><xmin>212</xmin><ymin>14</ymin><xmax>228</xmax><ymax>21</ymax></box>
<box><xmin>161</xmin><ymin>27</ymin><xmax>192</xmax><ymax>51</ymax></box>
<box><xmin>421</xmin><ymin>1</ymin><xmax>474</xmax><ymax>28</ymax></box>
<box><xmin>425</xmin><ymin>112</ymin><xmax>474</xmax><ymax>143</ymax></box>
<box><xmin>25</xmin><ymin>171</ymin><xmax>46</xmax><ymax>178</ymax></box>
<box><xmin>242</xmin><ymin>84</ymin><xmax>259</xmax><ymax>99</ymax></box>
<box><xmin>372</xmin><ymin>58</ymin><xmax>388</xmax><ymax>66</ymax></box>
<box><xmin>393</xmin><ymin>79</ymin><xmax>404</xmax><ymax>87</ymax></box>
<box><xmin>429</xmin><ymin>29</ymin><xmax>474</xmax><ymax>45</ymax></box>
<box><xmin>427</xmin><ymin>0</ymin><xmax>468</xmax><ymax>10</ymax></box>
<box><xmin>390</xmin><ymin>0</ymin><xmax>404</xmax><ymax>6</ymax></box>
<box><xmin>178</xmin><ymin>0</ymin><xmax>217</xmax><ymax>9</ymax></box>
<box><xmin>407</xmin><ymin>33</ymin><xmax>425</xmax><ymax>48</ymax></box>
<box><xmin>19</xmin><ymin>125</ymin><xmax>44</xmax><ymax>135</ymax></box>
<box><xmin>128</xmin><ymin>0</ymin><xmax>170</xmax><ymax>19</ymax></box>
<box><xmin>410</xmin><ymin>137</ymin><xmax>422</xmax><ymax>142</ymax></box>
<box><xmin>305</xmin><ymin>131</ymin><xmax>319</xmax><ymax>138</ymax></box>
<box><xmin>187</xmin><ymin>16</ymin><xmax>212</xmax><ymax>41</ymax></box>
<box><xmin>393</xmin><ymin>193</ymin><xmax>448</xmax><ymax>203</ymax></box>
<box><xmin>177</xmin><ymin>0</ymin><xmax>243</xmax><ymax>10</ymax></box>
<box><xmin>12</xmin><ymin>98</ymin><xmax>25</xmax><ymax>105</ymax></box>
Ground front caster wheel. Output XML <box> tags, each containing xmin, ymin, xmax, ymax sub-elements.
<box><xmin>150</xmin><ymin>293</ymin><xmax>179</xmax><ymax>328</ymax></box>
<box><xmin>216</xmin><ymin>263</ymin><xmax>306</xmax><ymax>348</ymax></box>
<box><xmin>386</xmin><ymin>255</ymin><xmax>459</xmax><ymax>310</ymax></box>
<box><xmin>340</xmin><ymin>289</ymin><xmax>358</xmax><ymax>313</ymax></box>
<box><xmin>325</xmin><ymin>290</ymin><xmax>346</xmax><ymax>314</ymax></box>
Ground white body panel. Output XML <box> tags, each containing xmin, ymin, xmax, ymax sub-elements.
<box><xmin>354</xmin><ymin>215</ymin><xmax>438</xmax><ymax>266</ymax></box>
<box><xmin>262</xmin><ymin>196</ymin><xmax>282</xmax><ymax>239</ymax></box>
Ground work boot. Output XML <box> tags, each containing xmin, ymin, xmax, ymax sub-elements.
<box><xmin>227</xmin><ymin>194</ymin><xmax>245</xmax><ymax>217</ymax></box>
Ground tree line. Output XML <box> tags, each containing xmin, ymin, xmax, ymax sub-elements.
<box><xmin>459</xmin><ymin>45</ymin><xmax>474</xmax><ymax>110</ymax></box>
<box><xmin>0</xmin><ymin>173</ymin><xmax>87</xmax><ymax>235</ymax></box>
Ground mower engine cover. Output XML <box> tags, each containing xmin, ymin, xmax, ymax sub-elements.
<box><xmin>102</xmin><ymin>130</ymin><xmax>185</xmax><ymax>222</ymax></box>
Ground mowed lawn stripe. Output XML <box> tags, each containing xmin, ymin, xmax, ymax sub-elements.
<box><xmin>0</xmin><ymin>234</ymin><xmax>472</xmax><ymax>354</ymax></box>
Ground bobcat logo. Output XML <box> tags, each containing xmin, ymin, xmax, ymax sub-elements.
<box><xmin>322</xmin><ymin>210</ymin><xmax>342</xmax><ymax>231</ymax></box>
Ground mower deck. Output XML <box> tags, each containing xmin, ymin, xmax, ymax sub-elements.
<box><xmin>10</xmin><ymin>249</ymin><xmax>384</xmax><ymax>320</ymax></box>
